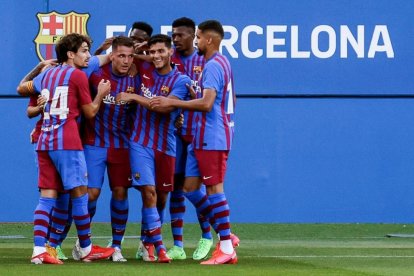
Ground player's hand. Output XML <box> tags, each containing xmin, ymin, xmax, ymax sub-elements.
<box><xmin>116</xmin><ymin>92</ymin><xmax>132</xmax><ymax>104</ymax></box>
<box><xmin>94</xmin><ymin>37</ymin><xmax>115</xmax><ymax>55</ymax></box>
<box><xmin>97</xmin><ymin>79</ymin><xmax>111</xmax><ymax>96</ymax></box>
<box><xmin>134</xmin><ymin>41</ymin><xmax>148</xmax><ymax>54</ymax></box>
<box><xmin>36</xmin><ymin>95</ymin><xmax>47</xmax><ymax>110</ymax></box>
<box><xmin>149</xmin><ymin>96</ymin><xmax>171</xmax><ymax>111</ymax></box>
<box><xmin>174</xmin><ymin>113</ymin><xmax>184</xmax><ymax>129</ymax></box>
<box><xmin>40</xmin><ymin>59</ymin><xmax>58</xmax><ymax>72</ymax></box>
<box><xmin>186</xmin><ymin>83</ymin><xmax>197</xmax><ymax>99</ymax></box>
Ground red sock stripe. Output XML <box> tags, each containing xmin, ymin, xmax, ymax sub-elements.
<box><xmin>78</xmin><ymin>234</ymin><xmax>91</xmax><ymax>241</ymax></box>
<box><xmin>34</xmin><ymin>210</ymin><xmax>50</xmax><ymax>217</ymax></box>
<box><xmin>147</xmin><ymin>228</ymin><xmax>161</xmax><ymax>237</ymax></box>
<box><xmin>202</xmin><ymin>227</ymin><xmax>211</xmax><ymax>233</ymax></box>
<box><xmin>172</xmin><ymin>235</ymin><xmax>183</xmax><ymax>241</ymax></box>
<box><xmin>195</xmin><ymin>196</ymin><xmax>208</xmax><ymax>208</ymax></box>
<box><xmin>34</xmin><ymin>219</ymin><xmax>49</xmax><ymax>228</ymax></box>
<box><xmin>51</xmin><ymin>217</ymin><xmax>67</xmax><ymax>225</ymax></box>
<box><xmin>210</xmin><ymin>200</ymin><xmax>228</xmax><ymax>210</ymax></box>
<box><xmin>219</xmin><ymin>234</ymin><xmax>231</xmax><ymax>241</ymax></box>
<box><xmin>215</xmin><ymin>210</ymin><xmax>230</xmax><ymax>219</ymax></box>
<box><xmin>73</xmin><ymin>214</ymin><xmax>90</xmax><ymax>220</ymax></box>
<box><xmin>34</xmin><ymin>230</ymin><xmax>47</xmax><ymax>237</ymax></box>
<box><xmin>112</xmin><ymin>207</ymin><xmax>129</xmax><ymax>215</ymax></box>
<box><xmin>171</xmin><ymin>219</ymin><xmax>183</xmax><ymax>228</ymax></box>
<box><xmin>170</xmin><ymin>206</ymin><xmax>185</xmax><ymax>213</ymax></box>
<box><xmin>49</xmin><ymin>237</ymin><xmax>59</xmax><ymax>244</ymax></box>
<box><xmin>217</xmin><ymin>222</ymin><xmax>230</xmax><ymax>231</ymax></box>
<box><xmin>75</xmin><ymin>223</ymin><xmax>91</xmax><ymax>231</ymax></box>
<box><xmin>111</xmin><ymin>218</ymin><xmax>127</xmax><ymax>225</ymax></box>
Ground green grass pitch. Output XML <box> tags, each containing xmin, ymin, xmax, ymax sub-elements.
<box><xmin>2</xmin><ymin>223</ymin><xmax>414</xmax><ymax>275</ymax></box>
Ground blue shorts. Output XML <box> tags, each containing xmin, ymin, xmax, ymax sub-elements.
<box><xmin>84</xmin><ymin>145</ymin><xmax>132</xmax><ymax>190</ymax></box>
<box><xmin>46</xmin><ymin>150</ymin><xmax>87</xmax><ymax>190</ymax></box>
<box><xmin>185</xmin><ymin>143</ymin><xmax>200</xmax><ymax>178</ymax></box>
<box><xmin>130</xmin><ymin>142</ymin><xmax>175</xmax><ymax>192</ymax></box>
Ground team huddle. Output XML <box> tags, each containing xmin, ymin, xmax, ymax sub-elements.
<box><xmin>16</xmin><ymin>18</ymin><xmax>237</xmax><ymax>265</ymax></box>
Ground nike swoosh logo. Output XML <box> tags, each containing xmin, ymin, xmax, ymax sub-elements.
<box><xmin>163</xmin><ymin>183</ymin><xmax>173</xmax><ymax>187</ymax></box>
<box><xmin>143</xmin><ymin>74</ymin><xmax>150</xmax><ymax>79</ymax></box>
<box><xmin>203</xmin><ymin>176</ymin><xmax>213</xmax><ymax>180</ymax></box>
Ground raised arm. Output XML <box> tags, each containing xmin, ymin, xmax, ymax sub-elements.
<box><xmin>16</xmin><ymin>59</ymin><xmax>57</xmax><ymax>96</ymax></box>
<box><xmin>94</xmin><ymin>37</ymin><xmax>115</xmax><ymax>55</ymax></box>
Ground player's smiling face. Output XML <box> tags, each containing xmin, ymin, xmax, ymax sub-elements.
<box><xmin>149</xmin><ymin>42</ymin><xmax>173</xmax><ymax>73</ymax></box>
<box><xmin>72</xmin><ymin>42</ymin><xmax>91</xmax><ymax>68</ymax></box>
<box><xmin>110</xmin><ymin>45</ymin><xmax>134</xmax><ymax>76</ymax></box>
<box><xmin>172</xmin><ymin>26</ymin><xmax>194</xmax><ymax>53</ymax></box>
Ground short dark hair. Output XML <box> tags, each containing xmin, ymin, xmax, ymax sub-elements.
<box><xmin>148</xmin><ymin>34</ymin><xmax>172</xmax><ymax>48</ymax></box>
<box><xmin>131</xmin><ymin>21</ymin><xmax>153</xmax><ymax>36</ymax></box>
<box><xmin>112</xmin><ymin>36</ymin><xmax>134</xmax><ymax>50</ymax></box>
<box><xmin>197</xmin><ymin>20</ymin><xmax>224</xmax><ymax>39</ymax></box>
<box><xmin>172</xmin><ymin>17</ymin><xmax>196</xmax><ymax>32</ymax></box>
<box><xmin>55</xmin><ymin>33</ymin><xmax>91</xmax><ymax>63</ymax></box>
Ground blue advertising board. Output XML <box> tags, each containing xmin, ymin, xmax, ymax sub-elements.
<box><xmin>2</xmin><ymin>0</ymin><xmax>413</xmax><ymax>96</ymax></box>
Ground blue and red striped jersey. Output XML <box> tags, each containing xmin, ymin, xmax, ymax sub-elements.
<box><xmin>130</xmin><ymin>66</ymin><xmax>191</xmax><ymax>156</ymax></box>
<box><xmin>171</xmin><ymin>48</ymin><xmax>205</xmax><ymax>138</ymax></box>
<box><xmin>83</xmin><ymin>63</ymin><xmax>141</xmax><ymax>148</ymax></box>
<box><xmin>33</xmin><ymin>65</ymin><xmax>92</xmax><ymax>150</ymax></box>
<box><xmin>194</xmin><ymin>52</ymin><xmax>235</xmax><ymax>150</ymax></box>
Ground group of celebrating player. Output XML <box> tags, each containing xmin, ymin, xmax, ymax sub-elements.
<box><xmin>17</xmin><ymin>17</ymin><xmax>237</xmax><ymax>265</ymax></box>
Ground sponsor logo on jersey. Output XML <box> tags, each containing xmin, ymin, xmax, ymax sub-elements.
<box><xmin>34</xmin><ymin>11</ymin><xmax>90</xmax><ymax>61</ymax></box>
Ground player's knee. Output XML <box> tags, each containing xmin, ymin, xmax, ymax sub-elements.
<box><xmin>112</xmin><ymin>187</ymin><xmax>127</xmax><ymax>200</ymax></box>
<box><xmin>141</xmin><ymin>186</ymin><xmax>156</xmax><ymax>206</ymax></box>
<box><xmin>87</xmin><ymin>188</ymin><xmax>101</xmax><ymax>201</ymax></box>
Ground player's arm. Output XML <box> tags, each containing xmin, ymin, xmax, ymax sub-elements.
<box><xmin>134</xmin><ymin>53</ymin><xmax>152</xmax><ymax>63</ymax></box>
<box><xmin>149</xmin><ymin>88</ymin><xmax>216</xmax><ymax>112</ymax></box>
<box><xmin>96</xmin><ymin>54</ymin><xmax>111</xmax><ymax>67</ymax></box>
<box><xmin>81</xmin><ymin>79</ymin><xmax>111</xmax><ymax>119</ymax></box>
<box><xmin>115</xmin><ymin>92</ymin><xmax>177</xmax><ymax>114</ymax></box>
<box><xmin>94</xmin><ymin>37</ymin><xmax>114</xmax><ymax>55</ymax></box>
<box><xmin>16</xmin><ymin>59</ymin><xmax>57</xmax><ymax>96</ymax></box>
<box><xmin>116</xmin><ymin>93</ymin><xmax>151</xmax><ymax>109</ymax></box>
<box><xmin>27</xmin><ymin>95</ymin><xmax>46</xmax><ymax>118</ymax></box>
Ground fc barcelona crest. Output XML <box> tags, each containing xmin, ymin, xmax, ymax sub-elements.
<box><xmin>160</xmin><ymin>85</ymin><xmax>170</xmax><ymax>96</ymax></box>
<box><xmin>34</xmin><ymin>11</ymin><xmax>90</xmax><ymax>61</ymax></box>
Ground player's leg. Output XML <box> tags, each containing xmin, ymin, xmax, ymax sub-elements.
<box><xmin>195</xmin><ymin>150</ymin><xmax>237</xmax><ymax>265</ymax></box>
<box><xmin>84</xmin><ymin>145</ymin><xmax>106</xmax><ymax>221</ymax></box>
<box><xmin>50</xmin><ymin>150</ymin><xmax>114</xmax><ymax>262</ymax></box>
<box><xmin>107</xmin><ymin>148</ymin><xmax>131</xmax><ymax>262</ymax></box>
<box><xmin>31</xmin><ymin>151</ymin><xmax>62</xmax><ymax>264</ymax></box>
<box><xmin>169</xmin><ymin>135</ymin><xmax>187</xmax><ymax>254</ymax></box>
<box><xmin>182</xmin><ymin>144</ymin><xmax>214</xmax><ymax>260</ymax></box>
<box><xmin>129</xmin><ymin>142</ymin><xmax>158</xmax><ymax>262</ymax></box>
<box><xmin>48</xmin><ymin>192</ymin><xmax>70</xmax><ymax>260</ymax></box>
<box><xmin>56</xmin><ymin>200</ymin><xmax>73</xmax><ymax>259</ymax></box>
